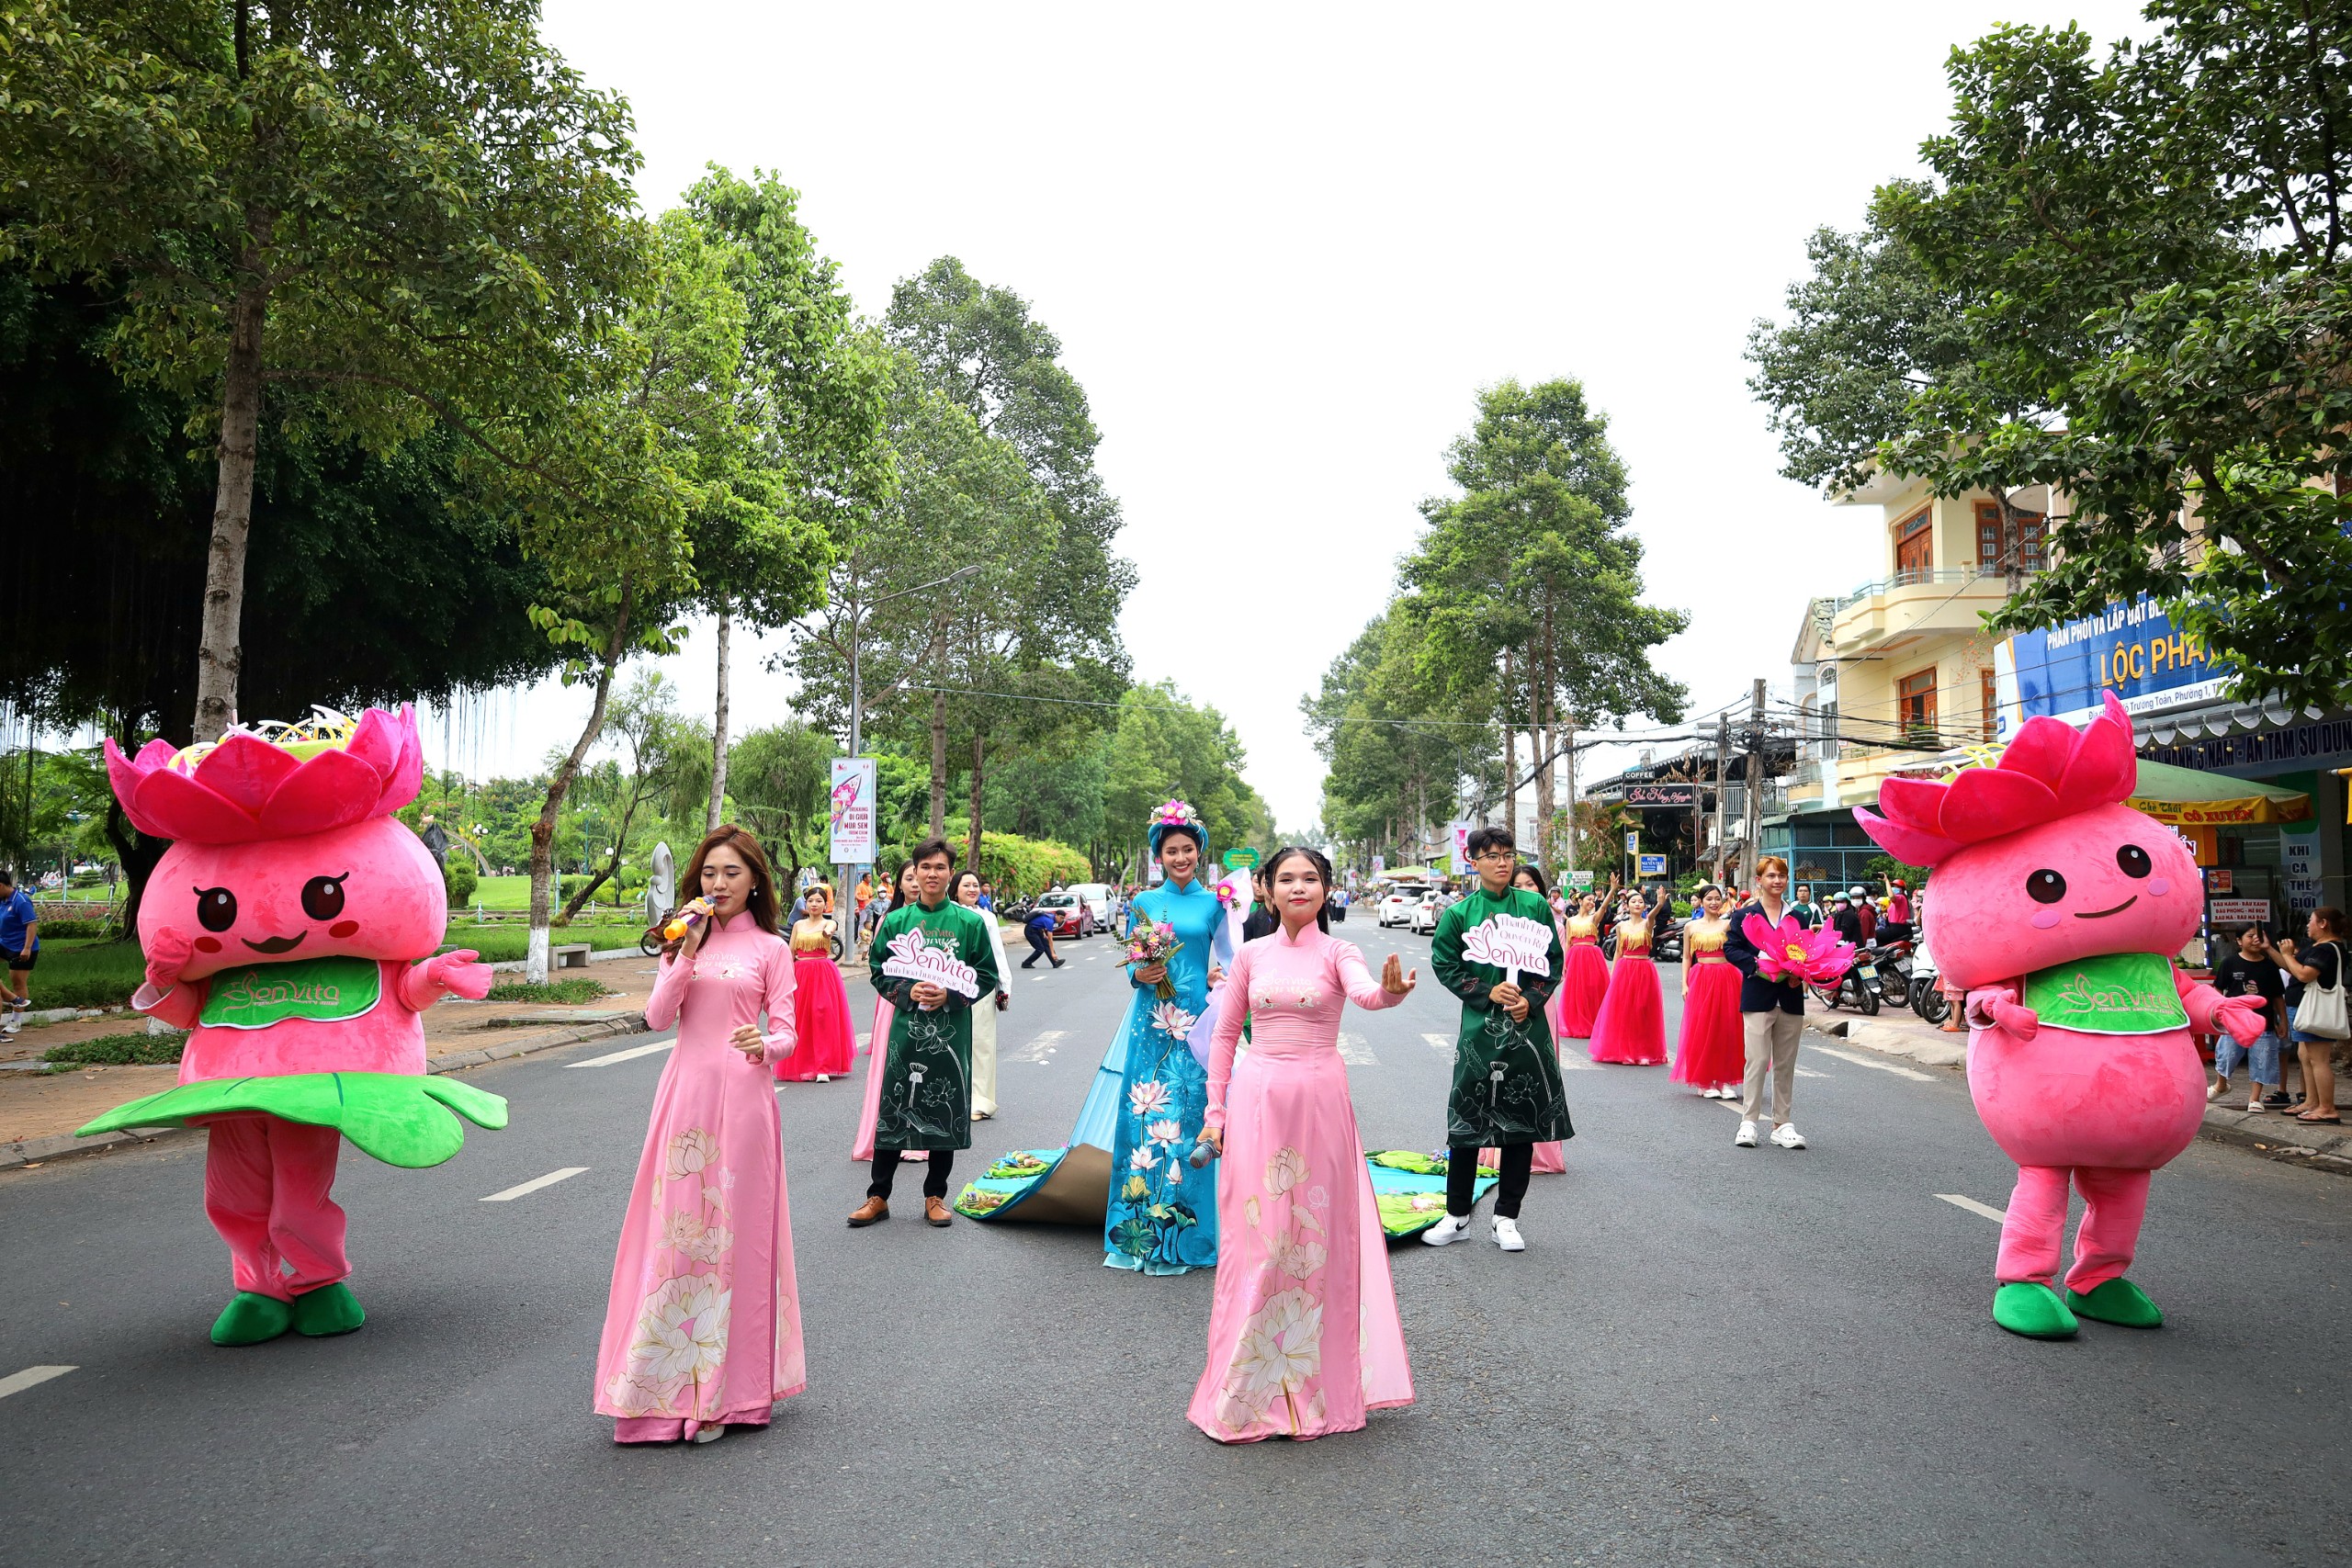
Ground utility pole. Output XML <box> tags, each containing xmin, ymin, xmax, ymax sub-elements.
<box><xmin>1712</xmin><ymin>714</ymin><xmax>1731</xmax><ymax>884</ymax></box>
<box><xmin>1739</xmin><ymin>679</ymin><xmax>1767</xmax><ymax>891</ymax></box>
<box><xmin>1559</xmin><ymin>715</ymin><xmax>1576</xmax><ymax>879</ymax></box>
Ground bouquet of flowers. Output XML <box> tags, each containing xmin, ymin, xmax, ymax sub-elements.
<box><xmin>1125</xmin><ymin>917</ymin><xmax>1183</xmax><ymax>1000</ymax></box>
<box><xmin>1741</xmin><ymin>912</ymin><xmax>1856</xmax><ymax>984</ymax></box>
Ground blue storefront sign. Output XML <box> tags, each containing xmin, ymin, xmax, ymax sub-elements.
<box><xmin>1996</xmin><ymin>592</ymin><xmax>2229</xmax><ymax>735</ymax></box>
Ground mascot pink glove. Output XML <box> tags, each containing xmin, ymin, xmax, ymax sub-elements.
<box><xmin>401</xmin><ymin>948</ymin><xmax>493</xmax><ymax>1010</ymax></box>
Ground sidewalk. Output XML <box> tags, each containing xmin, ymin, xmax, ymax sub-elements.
<box><xmin>1806</xmin><ymin>1001</ymin><xmax>2352</xmax><ymax>1177</ymax></box>
<box><xmin>0</xmin><ymin>948</ymin><xmax>664</xmax><ymax>1171</ymax></box>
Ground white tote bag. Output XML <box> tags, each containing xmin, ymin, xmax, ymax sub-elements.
<box><xmin>2292</xmin><ymin>942</ymin><xmax>2350</xmax><ymax>1040</ymax></box>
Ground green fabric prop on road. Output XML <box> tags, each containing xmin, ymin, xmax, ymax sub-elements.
<box><xmin>1430</xmin><ymin>886</ymin><xmax>1573</xmax><ymax>1146</ymax></box>
<box><xmin>868</xmin><ymin>897</ymin><xmax>1001</xmax><ymax>1153</ymax></box>
<box><xmin>76</xmin><ymin>1072</ymin><xmax>508</xmax><ymax>1168</ymax></box>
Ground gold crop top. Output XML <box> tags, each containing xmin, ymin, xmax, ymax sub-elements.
<box><xmin>1566</xmin><ymin>913</ymin><xmax>1600</xmax><ymax>942</ymax></box>
<box><xmin>1617</xmin><ymin>918</ymin><xmax>1652</xmax><ymax>954</ymax></box>
<box><xmin>790</xmin><ymin>919</ymin><xmax>831</xmax><ymax>955</ymax></box>
<box><xmin>1688</xmin><ymin>920</ymin><xmax>1728</xmax><ymax>960</ymax></box>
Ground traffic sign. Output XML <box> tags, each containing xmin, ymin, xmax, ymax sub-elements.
<box><xmin>1623</xmin><ymin>830</ymin><xmax>1639</xmax><ymax>854</ymax></box>
<box><xmin>1637</xmin><ymin>853</ymin><xmax>1668</xmax><ymax>876</ymax></box>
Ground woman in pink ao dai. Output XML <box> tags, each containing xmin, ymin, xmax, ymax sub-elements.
<box><xmin>1190</xmin><ymin>847</ymin><xmax>1415</xmax><ymax>1443</ymax></box>
<box><xmin>595</xmin><ymin>826</ymin><xmax>806</xmax><ymax>1445</ymax></box>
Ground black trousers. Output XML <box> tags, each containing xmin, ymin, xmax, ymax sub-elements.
<box><xmin>1447</xmin><ymin>1142</ymin><xmax>1534</xmax><ymax>1219</ymax></box>
<box><xmin>869</xmin><ymin>1148</ymin><xmax>956</xmax><ymax>1201</ymax></box>
<box><xmin>1021</xmin><ymin>927</ymin><xmax>1053</xmax><ymax>965</ymax></box>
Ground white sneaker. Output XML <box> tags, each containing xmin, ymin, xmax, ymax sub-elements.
<box><xmin>1492</xmin><ymin>1216</ymin><xmax>1525</xmax><ymax>1252</ymax></box>
<box><xmin>1702</xmin><ymin>1086</ymin><xmax>1722</xmax><ymax>1099</ymax></box>
<box><xmin>1735</xmin><ymin>1120</ymin><xmax>1759</xmax><ymax>1148</ymax></box>
<box><xmin>1770</xmin><ymin>1122</ymin><xmax>1808</xmax><ymax>1150</ymax></box>
<box><xmin>1420</xmin><ymin>1213</ymin><xmax>1474</xmax><ymax>1247</ymax></box>
<box><xmin>815</xmin><ymin>1074</ymin><xmax>830</xmax><ymax>1083</ymax></box>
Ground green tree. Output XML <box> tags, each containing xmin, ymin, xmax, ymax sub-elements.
<box><xmin>0</xmin><ymin>0</ymin><xmax>645</xmax><ymax>740</ymax></box>
<box><xmin>558</xmin><ymin>669</ymin><xmax>689</xmax><ymax>921</ymax></box>
<box><xmin>1406</xmin><ymin>379</ymin><xmax>1687</xmax><ymax>873</ymax></box>
<box><xmin>725</xmin><ymin>723</ymin><xmax>837</xmax><ymax>888</ymax></box>
<box><xmin>682</xmin><ymin>166</ymin><xmax>889</xmax><ymax>831</ymax></box>
<box><xmin>1102</xmin><ymin>682</ymin><xmax>1272</xmax><ymax>877</ymax></box>
<box><xmin>1749</xmin><ymin>4</ymin><xmax>2352</xmax><ymax>712</ymax></box>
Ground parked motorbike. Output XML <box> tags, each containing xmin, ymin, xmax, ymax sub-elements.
<box><xmin>1808</xmin><ymin>947</ymin><xmax>1882</xmax><ymax>1015</ymax></box>
<box><xmin>1869</xmin><ymin>937</ymin><xmax>1916</xmax><ymax>1007</ymax></box>
<box><xmin>1908</xmin><ymin>938</ymin><xmax>1951</xmax><ymax>1024</ymax></box>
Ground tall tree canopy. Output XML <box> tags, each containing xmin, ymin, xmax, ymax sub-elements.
<box><xmin>1748</xmin><ymin>2</ymin><xmax>2352</xmax><ymax>712</ymax></box>
<box><xmin>0</xmin><ymin>0</ymin><xmax>647</xmax><ymax>739</ymax></box>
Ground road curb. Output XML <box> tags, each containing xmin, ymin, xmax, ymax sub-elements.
<box><xmin>0</xmin><ymin>1010</ymin><xmax>651</xmax><ymax>1173</ymax></box>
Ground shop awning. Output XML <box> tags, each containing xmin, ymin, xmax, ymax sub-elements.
<box><xmin>2128</xmin><ymin>760</ymin><xmax>2312</xmax><ymax>827</ymax></box>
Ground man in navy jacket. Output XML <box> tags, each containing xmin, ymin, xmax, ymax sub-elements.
<box><xmin>1723</xmin><ymin>855</ymin><xmax>1809</xmax><ymax>1151</ymax></box>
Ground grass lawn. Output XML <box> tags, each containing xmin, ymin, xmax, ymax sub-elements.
<box><xmin>439</xmin><ymin>921</ymin><xmax>645</xmax><ymax>963</ymax></box>
<box><xmin>462</xmin><ymin>875</ymin><xmax>645</xmax><ymax>917</ymax></box>
<box><xmin>483</xmin><ymin>977</ymin><xmax>616</xmax><ymax>1005</ymax></box>
<box><xmin>24</xmin><ymin>942</ymin><xmax>147</xmax><ymax>1009</ymax></box>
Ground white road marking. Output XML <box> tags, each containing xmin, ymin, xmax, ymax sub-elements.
<box><xmin>0</xmin><ymin>1365</ymin><xmax>75</xmax><ymax>1400</ymax></box>
<box><xmin>1339</xmin><ymin>1032</ymin><xmax>1377</xmax><ymax>1066</ymax></box>
<box><xmin>1808</xmin><ymin>1043</ymin><xmax>1935</xmax><ymax>1081</ymax></box>
<box><xmin>1422</xmin><ymin>1032</ymin><xmax>1453</xmax><ymax>1055</ymax></box>
<box><xmin>1005</xmin><ymin>1029</ymin><xmax>1067</xmax><ymax>1066</ymax></box>
<box><xmin>1557</xmin><ymin>1052</ymin><xmax>1599</xmax><ymax>1070</ymax></box>
<box><xmin>1937</xmin><ymin>1192</ymin><xmax>2007</xmax><ymax>1222</ymax></box>
<box><xmin>1794</xmin><ymin>1067</ymin><xmax>1831</xmax><ymax>1078</ymax></box>
<box><xmin>481</xmin><ymin>1167</ymin><xmax>589</xmax><ymax>1202</ymax></box>
<box><xmin>855</xmin><ymin>1033</ymin><xmax>869</xmax><ymax>1050</ymax></box>
<box><xmin>565</xmin><ymin>1039</ymin><xmax>673</xmax><ymax>1069</ymax></box>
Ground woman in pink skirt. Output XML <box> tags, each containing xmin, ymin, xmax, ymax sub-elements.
<box><xmin>1556</xmin><ymin>890</ymin><xmax>1611</xmax><ymax>1039</ymax></box>
<box><xmin>1588</xmin><ymin>885</ymin><xmax>1668</xmax><ymax>1066</ymax></box>
<box><xmin>776</xmin><ymin>884</ymin><xmax>854</xmax><ymax>1082</ymax></box>
<box><xmin>1670</xmin><ymin>884</ymin><xmax>1745</xmax><ymax>1096</ymax></box>
<box><xmin>594</xmin><ymin>825</ymin><xmax>804</xmax><ymax>1445</ymax></box>
<box><xmin>1191</xmin><ymin>846</ymin><xmax>1415</xmax><ymax>1442</ymax></box>
<box><xmin>850</xmin><ymin>861</ymin><xmax>920</xmax><ymax>1161</ymax></box>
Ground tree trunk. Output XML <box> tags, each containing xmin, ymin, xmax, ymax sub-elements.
<box><xmin>706</xmin><ymin>595</ymin><xmax>731</xmax><ymax>836</ymax></box>
<box><xmin>926</xmin><ymin>626</ymin><xmax>949</xmax><ymax>838</ymax></box>
<box><xmin>966</xmin><ymin>732</ymin><xmax>986</xmax><ymax>870</ymax></box>
<box><xmin>562</xmin><ymin>782</ymin><xmax>647</xmax><ymax>921</ymax></box>
<box><xmin>194</xmin><ymin>276</ymin><xmax>269</xmax><ymax>742</ymax></box>
<box><xmin>1499</xmin><ymin>647</ymin><xmax>1517</xmax><ymax>841</ymax></box>
<box><xmin>1532</xmin><ymin>631</ymin><xmax>1555</xmax><ymax>876</ymax></box>
<box><xmin>528</xmin><ymin>591</ymin><xmax>631</xmax><ymax>984</ymax></box>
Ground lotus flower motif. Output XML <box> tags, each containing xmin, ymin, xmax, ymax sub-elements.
<box><xmin>1853</xmin><ymin>692</ymin><xmax>2137</xmax><ymax>868</ymax></box>
<box><xmin>105</xmin><ymin>705</ymin><xmax>424</xmax><ymax>845</ymax></box>
<box><xmin>1741</xmin><ymin>912</ymin><xmax>1856</xmax><ymax>984</ymax></box>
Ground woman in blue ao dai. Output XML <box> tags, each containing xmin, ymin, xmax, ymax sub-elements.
<box><xmin>1104</xmin><ymin>803</ymin><xmax>1234</xmax><ymax>1274</ymax></box>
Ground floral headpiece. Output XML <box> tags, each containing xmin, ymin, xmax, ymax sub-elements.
<box><xmin>106</xmin><ymin>704</ymin><xmax>424</xmax><ymax>845</ymax></box>
<box><xmin>1147</xmin><ymin>798</ymin><xmax>1205</xmax><ymax>854</ymax></box>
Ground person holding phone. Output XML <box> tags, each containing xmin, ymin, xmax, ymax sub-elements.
<box><xmin>2209</xmin><ymin>923</ymin><xmax>2287</xmax><ymax>1111</ymax></box>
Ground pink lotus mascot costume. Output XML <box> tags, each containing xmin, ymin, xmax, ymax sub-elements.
<box><xmin>1854</xmin><ymin>694</ymin><xmax>2265</xmax><ymax>1339</ymax></box>
<box><xmin>78</xmin><ymin>706</ymin><xmax>503</xmax><ymax>1346</ymax></box>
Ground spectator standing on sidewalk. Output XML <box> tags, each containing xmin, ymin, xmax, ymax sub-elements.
<box><xmin>1723</xmin><ymin>855</ymin><xmax>1808</xmax><ymax>1150</ymax></box>
<box><xmin>1791</xmin><ymin>884</ymin><xmax>1822</xmax><ymax>930</ymax></box>
<box><xmin>2268</xmin><ymin>908</ymin><xmax>2347</xmax><ymax>1124</ymax></box>
<box><xmin>2210</xmin><ymin>924</ymin><xmax>2287</xmax><ymax>1111</ymax></box>
<box><xmin>0</xmin><ymin>869</ymin><xmax>38</xmax><ymax>1031</ymax></box>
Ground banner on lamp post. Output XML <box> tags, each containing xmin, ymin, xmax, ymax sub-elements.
<box><xmin>829</xmin><ymin>757</ymin><xmax>878</xmax><ymax>864</ymax></box>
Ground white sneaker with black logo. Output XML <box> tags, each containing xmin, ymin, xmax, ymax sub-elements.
<box><xmin>1419</xmin><ymin>1213</ymin><xmax>1473</xmax><ymax>1247</ymax></box>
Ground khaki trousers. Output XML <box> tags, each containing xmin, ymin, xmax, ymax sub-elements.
<box><xmin>1740</xmin><ymin>1009</ymin><xmax>1804</xmax><ymax>1122</ymax></box>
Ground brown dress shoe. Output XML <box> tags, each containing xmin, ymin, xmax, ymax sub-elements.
<box><xmin>924</xmin><ymin>1196</ymin><xmax>954</xmax><ymax>1227</ymax></box>
<box><xmin>847</xmin><ymin>1196</ymin><xmax>889</xmax><ymax>1227</ymax></box>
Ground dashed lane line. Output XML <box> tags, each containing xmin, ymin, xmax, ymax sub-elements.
<box><xmin>1794</xmin><ymin>1067</ymin><xmax>1831</xmax><ymax>1078</ymax></box>
<box><xmin>1339</xmin><ymin>1032</ymin><xmax>1377</xmax><ymax>1067</ymax></box>
<box><xmin>0</xmin><ymin>1365</ymin><xmax>75</xmax><ymax>1401</ymax></box>
<box><xmin>1807</xmin><ymin>1043</ymin><xmax>1936</xmax><ymax>1082</ymax></box>
<box><xmin>565</xmin><ymin>1039</ymin><xmax>673</xmax><ymax>1069</ymax></box>
<box><xmin>1937</xmin><ymin>1192</ymin><xmax>2007</xmax><ymax>1222</ymax></box>
<box><xmin>1423</xmin><ymin>1032</ymin><xmax>1453</xmax><ymax>1054</ymax></box>
<box><xmin>481</xmin><ymin>1167</ymin><xmax>590</xmax><ymax>1203</ymax></box>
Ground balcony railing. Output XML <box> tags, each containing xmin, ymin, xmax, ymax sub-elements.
<box><xmin>1834</xmin><ymin>563</ymin><xmax>2039</xmax><ymax>614</ymax></box>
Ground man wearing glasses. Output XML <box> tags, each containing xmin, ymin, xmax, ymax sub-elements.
<box><xmin>1425</xmin><ymin>826</ymin><xmax>1571</xmax><ymax>1252</ymax></box>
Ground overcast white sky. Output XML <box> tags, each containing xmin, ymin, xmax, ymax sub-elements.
<box><xmin>432</xmin><ymin>0</ymin><xmax>2152</xmax><ymax>829</ymax></box>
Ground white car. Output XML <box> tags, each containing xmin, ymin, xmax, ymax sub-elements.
<box><xmin>1376</xmin><ymin>886</ymin><xmax>1430</xmax><ymax>927</ymax></box>
<box><xmin>1066</xmin><ymin>882</ymin><xmax>1114</xmax><ymax>932</ymax></box>
<box><xmin>1408</xmin><ymin>890</ymin><xmax>1451</xmax><ymax>935</ymax></box>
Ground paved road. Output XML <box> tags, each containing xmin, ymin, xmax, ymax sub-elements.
<box><xmin>3</xmin><ymin>920</ymin><xmax>2347</xmax><ymax>1567</ymax></box>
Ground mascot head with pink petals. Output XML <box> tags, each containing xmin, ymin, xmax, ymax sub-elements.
<box><xmin>107</xmin><ymin>705</ymin><xmax>446</xmax><ymax>982</ymax></box>
<box><xmin>1855</xmin><ymin>693</ymin><xmax>2198</xmax><ymax>988</ymax></box>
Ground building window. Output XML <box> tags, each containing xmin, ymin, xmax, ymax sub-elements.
<box><xmin>1976</xmin><ymin>500</ymin><xmax>2046</xmax><ymax>578</ymax></box>
<box><xmin>1898</xmin><ymin>667</ymin><xmax>1939</xmax><ymax>741</ymax></box>
<box><xmin>1894</xmin><ymin>507</ymin><xmax>1933</xmax><ymax>583</ymax></box>
<box><xmin>1980</xmin><ymin>668</ymin><xmax>1997</xmax><ymax>741</ymax></box>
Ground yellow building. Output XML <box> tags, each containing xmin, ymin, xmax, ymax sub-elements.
<box><xmin>1772</xmin><ymin>473</ymin><xmax>2041</xmax><ymax>886</ymax></box>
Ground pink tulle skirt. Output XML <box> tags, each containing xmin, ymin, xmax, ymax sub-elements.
<box><xmin>1669</xmin><ymin>962</ymin><xmax>1745</xmax><ymax>1089</ymax></box>
<box><xmin>776</xmin><ymin>953</ymin><xmax>855</xmax><ymax>1081</ymax></box>
<box><xmin>1588</xmin><ymin>952</ymin><xmax>1666</xmax><ymax>1065</ymax></box>
<box><xmin>1558</xmin><ymin>941</ymin><xmax>1611</xmax><ymax>1039</ymax></box>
